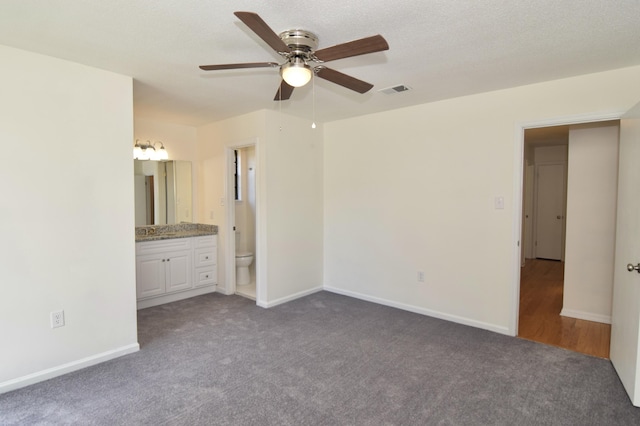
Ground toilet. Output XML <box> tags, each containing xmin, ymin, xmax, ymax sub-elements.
<box><xmin>235</xmin><ymin>251</ymin><xmax>254</xmax><ymax>286</ymax></box>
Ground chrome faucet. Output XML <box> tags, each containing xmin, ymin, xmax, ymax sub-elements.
<box><xmin>140</xmin><ymin>227</ymin><xmax>156</xmax><ymax>236</ymax></box>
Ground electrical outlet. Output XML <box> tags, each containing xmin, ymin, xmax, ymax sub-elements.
<box><xmin>51</xmin><ymin>310</ymin><xmax>65</xmax><ymax>328</ymax></box>
<box><xmin>417</xmin><ymin>271</ymin><xmax>425</xmax><ymax>283</ymax></box>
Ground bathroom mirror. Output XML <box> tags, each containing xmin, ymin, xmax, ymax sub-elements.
<box><xmin>134</xmin><ymin>160</ymin><xmax>192</xmax><ymax>226</ymax></box>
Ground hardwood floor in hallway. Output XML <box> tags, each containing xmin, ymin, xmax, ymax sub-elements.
<box><xmin>518</xmin><ymin>258</ymin><xmax>611</xmax><ymax>359</ymax></box>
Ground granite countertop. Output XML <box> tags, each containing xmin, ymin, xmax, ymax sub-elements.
<box><xmin>135</xmin><ymin>223</ymin><xmax>218</xmax><ymax>242</ymax></box>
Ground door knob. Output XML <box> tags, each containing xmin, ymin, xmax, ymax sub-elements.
<box><xmin>627</xmin><ymin>263</ymin><xmax>640</xmax><ymax>273</ymax></box>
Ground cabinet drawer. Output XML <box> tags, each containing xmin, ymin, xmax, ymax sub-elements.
<box><xmin>194</xmin><ymin>235</ymin><xmax>216</xmax><ymax>248</ymax></box>
<box><xmin>194</xmin><ymin>267</ymin><xmax>217</xmax><ymax>287</ymax></box>
<box><xmin>136</xmin><ymin>238</ymin><xmax>192</xmax><ymax>255</ymax></box>
<box><xmin>194</xmin><ymin>247</ymin><xmax>216</xmax><ymax>267</ymax></box>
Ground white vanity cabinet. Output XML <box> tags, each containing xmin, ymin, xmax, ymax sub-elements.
<box><xmin>136</xmin><ymin>238</ymin><xmax>192</xmax><ymax>299</ymax></box>
<box><xmin>135</xmin><ymin>235</ymin><xmax>217</xmax><ymax>308</ymax></box>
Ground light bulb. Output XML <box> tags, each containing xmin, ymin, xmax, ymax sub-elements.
<box><xmin>133</xmin><ymin>140</ymin><xmax>143</xmax><ymax>159</ymax></box>
<box><xmin>133</xmin><ymin>145</ymin><xmax>143</xmax><ymax>159</ymax></box>
<box><xmin>281</xmin><ymin>60</ymin><xmax>312</xmax><ymax>87</ymax></box>
<box><xmin>157</xmin><ymin>146</ymin><xmax>169</xmax><ymax>161</ymax></box>
<box><xmin>137</xmin><ymin>149</ymin><xmax>150</xmax><ymax>161</ymax></box>
<box><xmin>144</xmin><ymin>146</ymin><xmax>156</xmax><ymax>160</ymax></box>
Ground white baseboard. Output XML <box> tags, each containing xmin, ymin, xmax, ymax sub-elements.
<box><xmin>323</xmin><ymin>286</ymin><xmax>511</xmax><ymax>336</ymax></box>
<box><xmin>0</xmin><ymin>343</ymin><xmax>140</xmax><ymax>395</ymax></box>
<box><xmin>257</xmin><ymin>286</ymin><xmax>323</xmax><ymax>308</ymax></box>
<box><xmin>560</xmin><ymin>308</ymin><xmax>611</xmax><ymax>324</ymax></box>
<box><xmin>137</xmin><ymin>285</ymin><xmax>217</xmax><ymax>310</ymax></box>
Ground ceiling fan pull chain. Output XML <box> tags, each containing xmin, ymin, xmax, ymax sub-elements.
<box><xmin>312</xmin><ymin>71</ymin><xmax>316</xmax><ymax>129</ymax></box>
<box><xmin>279</xmin><ymin>81</ymin><xmax>282</xmax><ymax>132</ymax></box>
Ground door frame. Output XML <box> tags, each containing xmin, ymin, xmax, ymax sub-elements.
<box><xmin>510</xmin><ymin>111</ymin><xmax>623</xmax><ymax>335</ymax></box>
<box><xmin>224</xmin><ymin>137</ymin><xmax>266</xmax><ymax>305</ymax></box>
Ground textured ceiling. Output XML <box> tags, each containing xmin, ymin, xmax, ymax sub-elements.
<box><xmin>1</xmin><ymin>1</ymin><xmax>639</xmax><ymax>126</ymax></box>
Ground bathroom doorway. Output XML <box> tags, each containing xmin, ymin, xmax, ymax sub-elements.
<box><xmin>227</xmin><ymin>143</ymin><xmax>257</xmax><ymax>301</ymax></box>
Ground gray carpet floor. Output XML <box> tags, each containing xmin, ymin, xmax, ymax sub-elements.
<box><xmin>2</xmin><ymin>291</ymin><xmax>640</xmax><ymax>425</ymax></box>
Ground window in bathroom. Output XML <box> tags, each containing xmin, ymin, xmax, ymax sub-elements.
<box><xmin>234</xmin><ymin>149</ymin><xmax>240</xmax><ymax>201</ymax></box>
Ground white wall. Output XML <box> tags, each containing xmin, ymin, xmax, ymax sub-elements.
<box><xmin>0</xmin><ymin>45</ymin><xmax>138</xmax><ymax>392</ymax></box>
<box><xmin>197</xmin><ymin>110</ymin><xmax>324</xmax><ymax>305</ymax></box>
<box><xmin>134</xmin><ymin>117</ymin><xmax>197</xmax><ymax>161</ymax></box>
<box><xmin>245</xmin><ymin>146</ymin><xmax>257</xmax><ymax>278</ymax></box>
<box><xmin>263</xmin><ymin>109</ymin><xmax>324</xmax><ymax>304</ymax></box>
<box><xmin>324</xmin><ymin>65</ymin><xmax>640</xmax><ymax>335</ymax></box>
<box><xmin>562</xmin><ymin>122</ymin><xmax>619</xmax><ymax>323</ymax></box>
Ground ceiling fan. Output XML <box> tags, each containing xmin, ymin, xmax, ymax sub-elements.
<box><xmin>199</xmin><ymin>11</ymin><xmax>389</xmax><ymax>101</ymax></box>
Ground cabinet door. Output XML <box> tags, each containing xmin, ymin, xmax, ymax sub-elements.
<box><xmin>136</xmin><ymin>256</ymin><xmax>165</xmax><ymax>299</ymax></box>
<box><xmin>165</xmin><ymin>250</ymin><xmax>192</xmax><ymax>293</ymax></box>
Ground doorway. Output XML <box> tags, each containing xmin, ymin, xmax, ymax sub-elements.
<box><xmin>224</xmin><ymin>138</ymin><xmax>261</xmax><ymax>303</ymax></box>
<box><xmin>517</xmin><ymin>121</ymin><xmax>619</xmax><ymax>358</ymax></box>
<box><xmin>233</xmin><ymin>146</ymin><xmax>257</xmax><ymax>300</ymax></box>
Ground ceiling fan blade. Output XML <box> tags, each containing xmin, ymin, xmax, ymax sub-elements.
<box><xmin>316</xmin><ymin>67</ymin><xmax>374</xmax><ymax>94</ymax></box>
<box><xmin>199</xmin><ymin>62</ymin><xmax>278</xmax><ymax>71</ymax></box>
<box><xmin>314</xmin><ymin>35</ymin><xmax>389</xmax><ymax>62</ymax></box>
<box><xmin>234</xmin><ymin>11</ymin><xmax>291</xmax><ymax>53</ymax></box>
<box><xmin>274</xmin><ymin>80</ymin><xmax>294</xmax><ymax>101</ymax></box>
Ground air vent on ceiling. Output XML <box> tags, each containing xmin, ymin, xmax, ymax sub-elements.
<box><xmin>379</xmin><ymin>84</ymin><xmax>411</xmax><ymax>95</ymax></box>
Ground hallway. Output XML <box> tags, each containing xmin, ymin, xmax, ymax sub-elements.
<box><xmin>518</xmin><ymin>259</ymin><xmax>611</xmax><ymax>358</ymax></box>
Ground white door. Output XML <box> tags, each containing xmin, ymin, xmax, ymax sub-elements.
<box><xmin>535</xmin><ymin>164</ymin><xmax>565</xmax><ymax>260</ymax></box>
<box><xmin>611</xmin><ymin>102</ymin><xmax>640</xmax><ymax>406</ymax></box>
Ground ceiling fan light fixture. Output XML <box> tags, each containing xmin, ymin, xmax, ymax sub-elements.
<box><xmin>281</xmin><ymin>59</ymin><xmax>312</xmax><ymax>88</ymax></box>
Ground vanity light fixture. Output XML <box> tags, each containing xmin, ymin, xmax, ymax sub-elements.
<box><xmin>133</xmin><ymin>139</ymin><xmax>169</xmax><ymax>161</ymax></box>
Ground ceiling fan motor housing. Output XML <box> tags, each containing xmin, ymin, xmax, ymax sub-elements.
<box><xmin>279</xmin><ymin>29</ymin><xmax>319</xmax><ymax>59</ymax></box>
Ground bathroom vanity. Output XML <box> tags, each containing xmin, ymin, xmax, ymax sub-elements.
<box><xmin>135</xmin><ymin>223</ymin><xmax>218</xmax><ymax>309</ymax></box>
